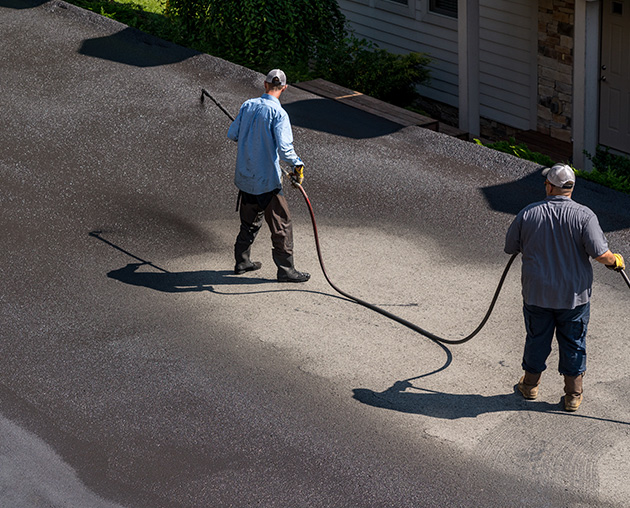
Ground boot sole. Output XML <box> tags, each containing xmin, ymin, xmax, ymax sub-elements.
<box><xmin>277</xmin><ymin>277</ymin><xmax>310</xmax><ymax>283</ymax></box>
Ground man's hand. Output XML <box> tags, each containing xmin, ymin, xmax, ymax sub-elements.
<box><xmin>290</xmin><ymin>165</ymin><xmax>304</xmax><ymax>186</ymax></box>
<box><xmin>606</xmin><ymin>253</ymin><xmax>625</xmax><ymax>272</ymax></box>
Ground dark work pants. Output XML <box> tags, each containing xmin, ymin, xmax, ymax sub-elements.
<box><xmin>234</xmin><ymin>190</ymin><xmax>295</xmax><ymax>276</ymax></box>
<box><xmin>522</xmin><ymin>302</ymin><xmax>590</xmax><ymax>377</ymax></box>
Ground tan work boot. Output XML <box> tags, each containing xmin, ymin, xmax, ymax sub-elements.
<box><xmin>563</xmin><ymin>373</ymin><xmax>584</xmax><ymax>412</ymax></box>
<box><xmin>518</xmin><ymin>371</ymin><xmax>542</xmax><ymax>400</ymax></box>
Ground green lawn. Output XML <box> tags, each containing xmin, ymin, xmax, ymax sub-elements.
<box><xmin>119</xmin><ymin>0</ymin><xmax>163</xmax><ymax>13</ymax></box>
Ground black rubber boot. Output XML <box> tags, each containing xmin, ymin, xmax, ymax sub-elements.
<box><xmin>234</xmin><ymin>207</ymin><xmax>264</xmax><ymax>274</ymax></box>
<box><xmin>273</xmin><ymin>251</ymin><xmax>310</xmax><ymax>283</ymax></box>
<box><xmin>234</xmin><ymin>260</ymin><xmax>262</xmax><ymax>275</ymax></box>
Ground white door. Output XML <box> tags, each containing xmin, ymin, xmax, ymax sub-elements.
<box><xmin>600</xmin><ymin>0</ymin><xmax>630</xmax><ymax>153</ymax></box>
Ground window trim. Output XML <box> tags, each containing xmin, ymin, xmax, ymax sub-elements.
<box><xmin>429</xmin><ymin>0</ymin><xmax>458</xmax><ymax>19</ymax></box>
<box><xmin>374</xmin><ymin>0</ymin><xmax>415</xmax><ymax>18</ymax></box>
<box><xmin>423</xmin><ymin>0</ymin><xmax>457</xmax><ymax>29</ymax></box>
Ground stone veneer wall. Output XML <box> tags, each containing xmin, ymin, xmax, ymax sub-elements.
<box><xmin>537</xmin><ymin>0</ymin><xmax>575</xmax><ymax>143</ymax></box>
<box><xmin>424</xmin><ymin>0</ymin><xmax>579</xmax><ymax>145</ymax></box>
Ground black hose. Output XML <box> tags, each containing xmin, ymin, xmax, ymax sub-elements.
<box><xmin>202</xmin><ymin>89</ymin><xmax>235</xmax><ymax>122</ymax></box>
<box><xmin>293</xmin><ymin>182</ymin><xmax>518</xmax><ymax>345</ymax></box>
<box><xmin>200</xmin><ymin>87</ymin><xmax>517</xmax><ymax>345</ymax></box>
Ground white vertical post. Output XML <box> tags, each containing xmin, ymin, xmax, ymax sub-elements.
<box><xmin>458</xmin><ymin>0</ymin><xmax>480</xmax><ymax>137</ymax></box>
<box><xmin>573</xmin><ymin>0</ymin><xmax>600</xmax><ymax>170</ymax></box>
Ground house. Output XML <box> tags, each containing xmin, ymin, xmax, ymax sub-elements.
<box><xmin>336</xmin><ymin>0</ymin><xmax>630</xmax><ymax>169</ymax></box>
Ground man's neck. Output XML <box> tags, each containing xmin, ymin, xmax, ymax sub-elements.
<box><xmin>264</xmin><ymin>82</ymin><xmax>285</xmax><ymax>99</ymax></box>
<box><xmin>548</xmin><ymin>190</ymin><xmax>572</xmax><ymax>197</ymax></box>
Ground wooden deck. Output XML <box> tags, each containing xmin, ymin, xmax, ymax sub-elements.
<box><xmin>294</xmin><ymin>79</ymin><xmax>576</xmax><ymax>157</ymax></box>
<box><xmin>294</xmin><ymin>78</ymin><xmax>468</xmax><ymax>139</ymax></box>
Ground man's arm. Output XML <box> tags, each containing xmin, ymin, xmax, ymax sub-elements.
<box><xmin>228</xmin><ymin>102</ymin><xmax>247</xmax><ymax>141</ymax></box>
<box><xmin>595</xmin><ymin>250</ymin><xmax>625</xmax><ymax>271</ymax></box>
<box><xmin>227</xmin><ymin>114</ymin><xmax>241</xmax><ymax>141</ymax></box>
<box><xmin>274</xmin><ymin>113</ymin><xmax>302</xmax><ymax>167</ymax></box>
<box><xmin>595</xmin><ymin>250</ymin><xmax>615</xmax><ymax>265</ymax></box>
<box><xmin>504</xmin><ymin>215</ymin><xmax>522</xmax><ymax>255</ymax></box>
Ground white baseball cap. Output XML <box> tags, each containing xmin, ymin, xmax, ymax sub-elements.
<box><xmin>265</xmin><ymin>69</ymin><xmax>286</xmax><ymax>86</ymax></box>
<box><xmin>542</xmin><ymin>163</ymin><xmax>575</xmax><ymax>189</ymax></box>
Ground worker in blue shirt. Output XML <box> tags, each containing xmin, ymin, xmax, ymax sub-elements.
<box><xmin>505</xmin><ymin>164</ymin><xmax>624</xmax><ymax>411</ymax></box>
<box><xmin>228</xmin><ymin>69</ymin><xmax>310</xmax><ymax>283</ymax></box>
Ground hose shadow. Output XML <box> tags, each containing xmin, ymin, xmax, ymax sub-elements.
<box><xmin>353</xmin><ymin>380</ymin><xmax>630</xmax><ymax>425</ymax></box>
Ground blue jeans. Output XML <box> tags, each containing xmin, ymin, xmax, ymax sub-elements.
<box><xmin>522</xmin><ymin>302</ymin><xmax>589</xmax><ymax>377</ymax></box>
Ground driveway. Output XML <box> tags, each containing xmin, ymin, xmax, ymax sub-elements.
<box><xmin>2</xmin><ymin>2</ymin><xmax>630</xmax><ymax>507</ymax></box>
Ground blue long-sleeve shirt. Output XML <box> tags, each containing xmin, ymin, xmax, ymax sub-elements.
<box><xmin>227</xmin><ymin>94</ymin><xmax>302</xmax><ymax>195</ymax></box>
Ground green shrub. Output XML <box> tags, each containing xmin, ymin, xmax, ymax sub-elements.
<box><xmin>67</xmin><ymin>0</ymin><xmax>432</xmax><ymax>108</ymax></box>
<box><xmin>164</xmin><ymin>0</ymin><xmax>431</xmax><ymax>105</ymax></box>
<box><xmin>70</xmin><ymin>0</ymin><xmax>186</xmax><ymax>42</ymax></box>
<box><xmin>164</xmin><ymin>0</ymin><xmax>346</xmax><ymax>71</ymax></box>
<box><xmin>584</xmin><ymin>145</ymin><xmax>630</xmax><ymax>179</ymax></box>
<box><xmin>577</xmin><ymin>146</ymin><xmax>630</xmax><ymax>194</ymax></box>
<box><xmin>476</xmin><ymin>138</ymin><xmax>630</xmax><ymax>195</ymax></box>
<box><xmin>315</xmin><ymin>36</ymin><xmax>431</xmax><ymax>106</ymax></box>
<box><xmin>474</xmin><ymin>137</ymin><xmax>555</xmax><ymax>166</ymax></box>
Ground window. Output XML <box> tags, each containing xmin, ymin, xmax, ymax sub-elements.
<box><xmin>430</xmin><ymin>0</ymin><xmax>458</xmax><ymax>18</ymax></box>
<box><xmin>375</xmin><ymin>0</ymin><xmax>414</xmax><ymax>17</ymax></box>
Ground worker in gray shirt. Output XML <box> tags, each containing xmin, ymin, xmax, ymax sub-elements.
<box><xmin>505</xmin><ymin>164</ymin><xmax>625</xmax><ymax>411</ymax></box>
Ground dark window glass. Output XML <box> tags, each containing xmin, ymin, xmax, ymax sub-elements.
<box><xmin>430</xmin><ymin>0</ymin><xmax>458</xmax><ymax>18</ymax></box>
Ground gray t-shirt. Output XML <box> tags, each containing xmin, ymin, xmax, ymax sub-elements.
<box><xmin>504</xmin><ymin>196</ymin><xmax>609</xmax><ymax>309</ymax></box>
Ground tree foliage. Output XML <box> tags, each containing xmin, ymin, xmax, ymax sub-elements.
<box><xmin>165</xmin><ymin>0</ymin><xmax>346</xmax><ymax>71</ymax></box>
<box><xmin>165</xmin><ymin>0</ymin><xmax>431</xmax><ymax>104</ymax></box>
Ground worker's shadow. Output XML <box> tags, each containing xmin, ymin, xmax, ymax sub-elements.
<box><xmin>107</xmin><ymin>263</ymin><xmax>273</xmax><ymax>292</ymax></box>
<box><xmin>353</xmin><ymin>381</ymin><xmax>630</xmax><ymax>424</ymax></box>
<box><xmin>352</xmin><ymin>381</ymin><xmax>555</xmax><ymax>420</ymax></box>
<box><xmin>106</xmin><ymin>262</ymin><xmax>342</xmax><ymax>299</ymax></box>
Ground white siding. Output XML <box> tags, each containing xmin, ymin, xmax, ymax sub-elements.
<box><xmin>478</xmin><ymin>0</ymin><xmax>537</xmax><ymax>130</ymax></box>
<box><xmin>337</xmin><ymin>0</ymin><xmax>459</xmax><ymax>107</ymax></box>
<box><xmin>337</xmin><ymin>0</ymin><xmax>537</xmax><ymax>130</ymax></box>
